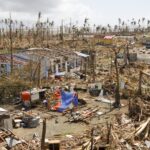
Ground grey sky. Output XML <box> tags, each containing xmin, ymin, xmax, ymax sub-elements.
<box><xmin>0</xmin><ymin>0</ymin><xmax>150</xmax><ymax>26</ymax></box>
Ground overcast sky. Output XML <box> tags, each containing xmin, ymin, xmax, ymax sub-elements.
<box><xmin>0</xmin><ymin>0</ymin><xmax>150</xmax><ymax>26</ymax></box>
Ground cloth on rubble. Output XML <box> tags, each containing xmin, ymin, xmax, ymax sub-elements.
<box><xmin>5</xmin><ymin>137</ymin><xmax>23</xmax><ymax>148</ymax></box>
<box><xmin>51</xmin><ymin>89</ymin><xmax>78</xmax><ymax>112</ymax></box>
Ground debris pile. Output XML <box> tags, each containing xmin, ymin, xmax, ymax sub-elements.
<box><xmin>129</xmin><ymin>96</ymin><xmax>150</xmax><ymax>121</ymax></box>
<box><xmin>0</xmin><ymin>128</ymin><xmax>40</xmax><ymax>150</ymax></box>
<box><xmin>110</xmin><ymin>114</ymin><xmax>150</xmax><ymax>149</ymax></box>
<box><xmin>61</xmin><ymin>114</ymin><xmax>150</xmax><ymax>149</ymax></box>
<box><xmin>13</xmin><ymin>111</ymin><xmax>40</xmax><ymax>128</ymax></box>
<box><xmin>67</xmin><ymin>107</ymin><xmax>100</xmax><ymax>124</ymax></box>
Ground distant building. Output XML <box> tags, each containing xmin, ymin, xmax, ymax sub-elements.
<box><xmin>0</xmin><ymin>48</ymin><xmax>82</xmax><ymax>78</ymax></box>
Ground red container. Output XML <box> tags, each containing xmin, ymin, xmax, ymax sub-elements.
<box><xmin>21</xmin><ymin>91</ymin><xmax>31</xmax><ymax>101</ymax></box>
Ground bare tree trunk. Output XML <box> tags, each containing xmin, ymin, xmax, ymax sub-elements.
<box><xmin>114</xmin><ymin>52</ymin><xmax>121</xmax><ymax>108</ymax></box>
<box><xmin>9</xmin><ymin>16</ymin><xmax>13</xmax><ymax>74</ymax></box>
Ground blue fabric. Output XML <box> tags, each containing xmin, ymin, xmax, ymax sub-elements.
<box><xmin>58</xmin><ymin>90</ymin><xmax>78</xmax><ymax>112</ymax></box>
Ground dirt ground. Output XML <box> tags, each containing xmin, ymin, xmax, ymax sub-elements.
<box><xmin>0</xmin><ymin>91</ymin><xmax>129</xmax><ymax>141</ymax></box>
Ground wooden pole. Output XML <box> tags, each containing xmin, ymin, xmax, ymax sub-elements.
<box><xmin>138</xmin><ymin>71</ymin><xmax>143</xmax><ymax>95</ymax></box>
<box><xmin>41</xmin><ymin>118</ymin><xmax>46</xmax><ymax>150</ymax></box>
<box><xmin>90</xmin><ymin>128</ymin><xmax>94</xmax><ymax>150</ymax></box>
<box><xmin>107</xmin><ymin>122</ymin><xmax>112</xmax><ymax>144</ymax></box>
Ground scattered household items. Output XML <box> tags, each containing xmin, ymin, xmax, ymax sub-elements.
<box><xmin>13</xmin><ymin>111</ymin><xmax>40</xmax><ymax>128</ymax></box>
<box><xmin>21</xmin><ymin>88</ymin><xmax>46</xmax><ymax>107</ymax></box>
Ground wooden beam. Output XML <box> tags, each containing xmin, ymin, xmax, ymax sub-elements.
<box><xmin>41</xmin><ymin>118</ymin><xmax>46</xmax><ymax>150</ymax></box>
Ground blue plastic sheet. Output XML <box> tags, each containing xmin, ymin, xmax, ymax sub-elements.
<box><xmin>58</xmin><ymin>90</ymin><xmax>78</xmax><ymax>112</ymax></box>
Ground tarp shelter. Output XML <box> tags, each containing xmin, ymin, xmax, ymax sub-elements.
<box><xmin>0</xmin><ymin>108</ymin><xmax>12</xmax><ymax>131</ymax></box>
<box><xmin>51</xmin><ymin>90</ymin><xmax>78</xmax><ymax>112</ymax></box>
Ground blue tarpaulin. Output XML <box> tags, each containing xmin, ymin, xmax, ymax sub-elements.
<box><xmin>57</xmin><ymin>90</ymin><xmax>78</xmax><ymax>112</ymax></box>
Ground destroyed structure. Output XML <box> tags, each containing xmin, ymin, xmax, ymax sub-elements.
<box><xmin>0</xmin><ymin>15</ymin><xmax>150</xmax><ymax>150</ymax></box>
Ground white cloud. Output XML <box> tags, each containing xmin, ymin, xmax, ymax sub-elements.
<box><xmin>1</xmin><ymin>0</ymin><xmax>149</xmax><ymax>26</ymax></box>
<box><xmin>0</xmin><ymin>0</ymin><xmax>91</xmax><ymax>25</ymax></box>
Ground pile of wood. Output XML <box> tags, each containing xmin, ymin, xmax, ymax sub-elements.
<box><xmin>61</xmin><ymin>126</ymin><xmax>110</xmax><ymax>150</ymax></box>
<box><xmin>110</xmin><ymin>114</ymin><xmax>150</xmax><ymax>149</ymax></box>
<box><xmin>0</xmin><ymin>128</ymin><xmax>40</xmax><ymax>150</ymax></box>
<box><xmin>61</xmin><ymin>113</ymin><xmax>150</xmax><ymax>149</ymax></box>
<box><xmin>67</xmin><ymin>106</ymin><xmax>100</xmax><ymax>124</ymax></box>
<box><xmin>129</xmin><ymin>96</ymin><xmax>150</xmax><ymax>121</ymax></box>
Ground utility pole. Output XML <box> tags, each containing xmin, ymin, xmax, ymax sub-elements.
<box><xmin>9</xmin><ymin>13</ymin><xmax>13</xmax><ymax>74</ymax></box>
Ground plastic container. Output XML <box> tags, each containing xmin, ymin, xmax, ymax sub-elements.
<box><xmin>21</xmin><ymin>91</ymin><xmax>31</xmax><ymax>101</ymax></box>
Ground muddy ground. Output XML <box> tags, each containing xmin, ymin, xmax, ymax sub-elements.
<box><xmin>0</xmin><ymin>92</ymin><xmax>128</xmax><ymax>140</ymax></box>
